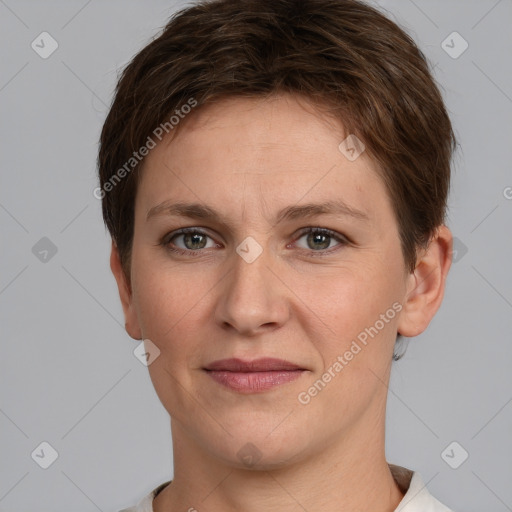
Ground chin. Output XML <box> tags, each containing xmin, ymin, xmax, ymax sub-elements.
<box><xmin>204</xmin><ymin>427</ymin><xmax>312</xmax><ymax>471</ymax></box>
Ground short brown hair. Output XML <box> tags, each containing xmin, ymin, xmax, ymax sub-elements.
<box><xmin>98</xmin><ymin>0</ymin><xmax>456</xmax><ymax>278</ymax></box>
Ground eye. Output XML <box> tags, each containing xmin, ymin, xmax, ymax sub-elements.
<box><xmin>162</xmin><ymin>228</ymin><xmax>219</xmax><ymax>254</ymax></box>
<box><xmin>293</xmin><ymin>227</ymin><xmax>348</xmax><ymax>252</ymax></box>
<box><xmin>161</xmin><ymin>227</ymin><xmax>348</xmax><ymax>256</ymax></box>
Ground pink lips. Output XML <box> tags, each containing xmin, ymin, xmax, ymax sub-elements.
<box><xmin>204</xmin><ymin>358</ymin><xmax>306</xmax><ymax>393</ymax></box>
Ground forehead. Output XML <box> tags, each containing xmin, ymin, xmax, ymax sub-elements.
<box><xmin>171</xmin><ymin>94</ymin><xmax>348</xmax><ymax>152</ymax></box>
<box><xmin>136</xmin><ymin>94</ymin><xmax>393</xmax><ymax>227</ymax></box>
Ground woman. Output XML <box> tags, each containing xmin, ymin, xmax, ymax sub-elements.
<box><xmin>98</xmin><ymin>0</ymin><xmax>456</xmax><ymax>510</ymax></box>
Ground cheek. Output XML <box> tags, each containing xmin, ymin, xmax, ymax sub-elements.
<box><xmin>302</xmin><ymin>261</ymin><xmax>403</xmax><ymax>372</ymax></box>
<box><xmin>134</xmin><ymin>271</ymin><xmax>199</xmax><ymax>342</ymax></box>
<box><xmin>131</xmin><ymin>261</ymin><xmax>208</xmax><ymax>416</ymax></box>
<box><xmin>304</xmin><ymin>268</ymin><xmax>401</xmax><ymax>415</ymax></box>
<box><xmin>304</xmin><ymin>263</ymin><xmax>399</xmax><ymax>328</ymax></box>
<box><xmin>130</xmin><ymin>253</ymin><xmax>224</xmax><ymax>382</ymax></box>
<box><xmin>130</xmin><ymin>242</ymin><xmax>194</xmax><ymax>342</ymax></box>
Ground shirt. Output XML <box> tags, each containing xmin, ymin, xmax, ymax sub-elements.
<box><xmin>119</xmin><ymin>464</ymin><xmax>454</xmax><ymax>512</ymax></box>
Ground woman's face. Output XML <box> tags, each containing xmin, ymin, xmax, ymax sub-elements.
<box><xmin>116</xmin><ymin>94</ymin><xmax>422</xmax><ymax>468</ymax></box>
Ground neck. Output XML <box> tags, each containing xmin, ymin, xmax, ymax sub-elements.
<box><xmin>153</xmin><ymin>410</ymin><xmax>404</xmax><ymax>512</ymax></box>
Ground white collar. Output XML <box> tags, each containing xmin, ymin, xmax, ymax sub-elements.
<box><xmin>122</xmin><ymin>464</ymin><xmax>454</xmax><ymax>512</ymax></box>
<box><xmin>389</xmin><ymin>464</ymin><xmax>454</xmax><ymax>511</ymax></box>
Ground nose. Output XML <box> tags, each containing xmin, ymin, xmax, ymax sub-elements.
<box><xmin>214</xmin><ymin>245</ymin><xmax>290</xmax><ymax>336</ymax></box>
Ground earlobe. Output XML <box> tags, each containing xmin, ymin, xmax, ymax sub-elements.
<box><xmin>397</xmin><ymin>225</ymin><xmax>453</xmax><ymax>338</ymax></box>
<box><xmin>110</xmin><ymin>241</ymin><xmax>142</xmax><ymax>340</ymax></box>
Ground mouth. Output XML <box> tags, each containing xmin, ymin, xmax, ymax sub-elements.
<box><xmin>203</xmin><ymin>358</ymin><xmax>307</xmax><ymax>393</ymax></box>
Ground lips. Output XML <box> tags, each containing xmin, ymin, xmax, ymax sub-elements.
<box><xmin>204</xmin><ymin>358</ymin><xmax>307</xmax><ymax>393</ymax></box>
<box><xmin>204</xmin><ymin>357</ymin><xmax>305</xmax><ymax>372</ymax></box>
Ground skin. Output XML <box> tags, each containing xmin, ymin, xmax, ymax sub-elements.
<box><xmin>111</xmin><ymin>94</ymin><xmax>452</xmax><ymax>512</ymax></box>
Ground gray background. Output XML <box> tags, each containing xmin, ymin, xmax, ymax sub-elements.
<box><xmin>1</xmin><ymin>0</ymin><xmax>511</xmax><ymax>510</ymax></box>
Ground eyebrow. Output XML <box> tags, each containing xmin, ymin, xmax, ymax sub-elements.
<box><xmin>146</xmin><ymin>199</ymin><xmax>369</xmax><ymax>224</ymax></box>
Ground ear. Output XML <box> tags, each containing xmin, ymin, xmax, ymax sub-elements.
<box><xmin>110</xmin><ymin>241</ymin><xmax>142</xmax><ymax>340</ymax></box>
<box><xmin>397</xmin><ymin>225</ymin><xmax>453</xmax><ymax>337</ymax></box>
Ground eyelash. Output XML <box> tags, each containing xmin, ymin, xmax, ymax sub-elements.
<box><xmin>160</xmin><ymin>227</ymin><xmax>349</xmax><ymax>257</ymax></box>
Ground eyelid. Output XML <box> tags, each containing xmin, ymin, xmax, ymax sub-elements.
<box><xmin>161</xmin><ymin>227</ymin><xmax>221</xmax><ymax>253</ymax></box>
<box><xmin>289</xmin><ymin>227</ymin><xmax>350</xmax><ymax>254</ymax></box>
<box><xmin>292</xmin><ymin>226</ymin><xmax>349</xmax><ymax>243</ymax></box>
<box><xmin>161</xmin><ymin>226</ymin><xmax>349</xmax><ymax>255</ymax></box>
